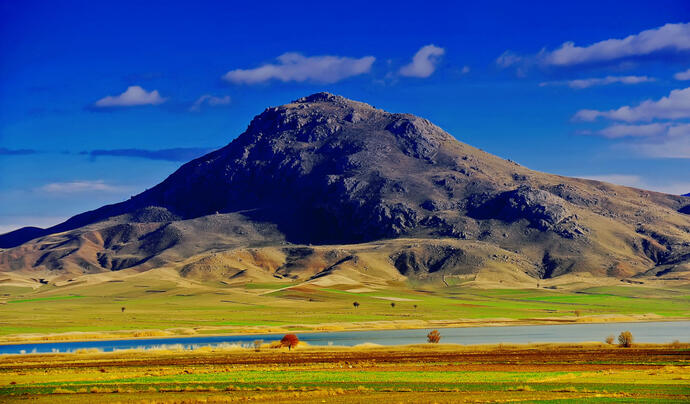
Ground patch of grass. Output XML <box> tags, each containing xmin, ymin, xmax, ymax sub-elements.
<box><xmin>7</xmin><ymin>295</ymin><xmax>83</xmax><ymax>304</ymax></box>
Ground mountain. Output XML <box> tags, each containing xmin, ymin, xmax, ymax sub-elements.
<box><xmin>1</xmin><ymin>93</ymin><xmax>689</xmax><ymax>285</ymax></box>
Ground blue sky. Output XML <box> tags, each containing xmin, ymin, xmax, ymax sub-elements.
<box><xmin>1</xmin><ymin>0</ymin><xmax>689</xmax><ymax>233</ymax></box>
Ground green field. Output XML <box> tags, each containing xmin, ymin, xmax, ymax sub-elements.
<box><xmin>1</xmin><ymin>274</ymin><xmax>688</xmax><ymax>341</ymax></box>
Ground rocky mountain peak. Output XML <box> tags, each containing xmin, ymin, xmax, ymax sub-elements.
<box><xmin>293</xmin><ymin>92</ymin><xmax>352</xmax><ymax>105</ymax></box>
<box><xmin>240</xmin><ymin>92</ymin><xmax>453</xmax><ymax>156</ymax></box>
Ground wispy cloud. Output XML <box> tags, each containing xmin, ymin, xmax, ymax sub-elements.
<box><xmin>572</xmin><ymin>85</ymin><xmax>690</xmax><ymax>159</ymax></box>
<box><xmin>579</xmin><ymin>174</ymin><xmax>646</xmax><ymax>187</ymax></box>
<box><xmin>93</xmin><ymin>86</ymin><xmax>167</xmax><ymax>108</ymax></box>
<box><xmin>495</xmin><ymin>51</ymin><xmax>529</xmax><ymax>77</ymax></box>
<box><xmin>574</xmin><ymin>87</ymin><xmax>690</xmax><ymax>122</ymax></box>
<box><xmin>675</xmin><ymin>68</ymin><xmax>690</xmax><ymax>81</ymax></box>
<box><xmin>399</xmin><ymin>45</ymin><xmax>445</xmax><ymax>78</ymax></box>
<box><xmin>190</xmin><ymin>94</ymin><xmax>231</xmax><ymax>112</ymax></box>
<box><xmin>540</xmin><ymin>75</ymin><xmax>655</xmax><ymax>89</ymax></box>
<box><xmin>592</xmin><ymin>123</ymin><xmax>670</xmax><ymax>139</ymax></box>
<box><xmin>84</xmin><ymin>147</ymin><xmax>215</xmax><ymax>162</ymax></box>
<box><xmin>496</xmin><ymin>51</ymin><xmax>523</xmax><ymax>68</ymax></box>
<box><xmin>544</xmin><ymin>23</ymin><xmax>690</xmax><ymax>67</ymax></box>
<box><xmin>578</xmin><ymin>174</ymin><xmax>690</xmax><ymax>195</ymax></box>
<box><xmin>498</xmin><ymin>23</ymin><xmax>690</xmax><ymax>73</ymax></box>
<box><xmin>624</xmin><ymin>124</ymin><xmax>690</xmax><ymax>159</ymax></box>
<box><xmin>223</xmin><ymin>53</ymin><xmax>375</xmax><ymax>84</ymax></box>
<box><xmin>0</xmin><ymin>147</ymin><xmax>37</xmax><ymax>155</ymax></box>
<box><xmin>39</xmin><ymin>180</ymin><xmax>125</xmax><ymax>194</ymax></box>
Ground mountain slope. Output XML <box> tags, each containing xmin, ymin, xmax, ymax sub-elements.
<box><xmin>1</xmin><ymin>93</ymin><xmax>689</xmax><ymax>284</ymax></box>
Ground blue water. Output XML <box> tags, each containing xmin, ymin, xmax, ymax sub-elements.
<box><xmin>1</xmin><ymin>321</ymin><xmax>687</xmax><ymax>355</ymax></box>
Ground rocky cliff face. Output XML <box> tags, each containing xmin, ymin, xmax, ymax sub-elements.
<box><xmin>1</xmin><ymin>93</ymin><xmax>689</xmax><ymax>282</ymax></box>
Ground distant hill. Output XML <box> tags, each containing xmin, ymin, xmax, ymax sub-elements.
<box><xmin>1</xmin><ymin>93</ymin><xmax>689</xmax><ymax>284</ymax></box>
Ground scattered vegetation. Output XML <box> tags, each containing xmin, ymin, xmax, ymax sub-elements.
<box><xmin>280</xmin><ymin>334</ymin><xmax>299</xmax><ymax>350</ymax></box>
<box><xmin>427</xmin><ymin>329</ymin><xmax>441</xmax><ymax>343</ymax></box>
<box><xmin>618</xmin><ymin>331</ymin><xmax>634</xmax><ymax>347</ymax></box>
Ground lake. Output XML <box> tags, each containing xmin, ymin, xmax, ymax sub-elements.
<box><xmin>1</xmin><ymin>321</ymin><xmax>687</xmax><ymax>355</ymax></box>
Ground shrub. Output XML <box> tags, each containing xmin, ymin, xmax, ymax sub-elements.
<box><xmin>509</xmin><ymin>385</ymin><xmax>533</xmax><ymax>391</ymax></box>
<box><xmin>281</xmin><ymin>334</ymin><xmax>299</xmax><ymax>350</ymax></box>
<box><xmin>253</xmin><ymin>339</ymin><xmax>263</xmax><ymax>351</ymax></box>
<box><xmin>353</xmin><ymin>301</ymin><xmax>359</xmax><ymax>309</ymax></box>
<box><xmin>427</xmin><ymin>329</ymin><xmax>441</xmax><ymax>343</ymax></box>
<box><xmin>605</xmin><ymin>335</ymin><xmax>615</xmax><ymax>345</ymax></box>
<box><xmin>618</xmin><ymin>331</ymin><xmax>633</xmax><ymax>347</ymax></box>
<box><xmin>390</xmin><ymin>302</ymin><xmax>396</xmax><ymax>308</ymax></box>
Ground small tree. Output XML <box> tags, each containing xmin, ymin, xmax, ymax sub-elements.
<box><xmin>390</xmin><ymin>302</ymin><xmax>396</xmax><ymax>308</ymax></box>
<box><xmin>574</xmin><ymin>310</ymin><xmax>581</xmax><ymax>317</ymax></box>
<box><xmin>281</xmin><ymin>334</ymin><xmax>299</xmax><ymax>350</ymax></box>
<box><xmin>427</xmin><ymin>330</ymin><xmax>441</xmax><ymax>343</ymax></box>
<box><xmin>618</xmin><ymin>331</ymin><xmax>633</xmax><ymax>347</ymax></box>
<box><xmin>121</xmin><ymin>307</ymin><xmax>125</xmax><ymax>313</ymax></box>
<box><xmin>413</xmin><ymin>304</ymin><xmax>418</xmax><ymax>310</ymax></box>
<box><xmin>253</xmin><ymin>339</ymin><xmax>263</xmax><ymax>352</ymax></box>
<box><xmin>605</xmin><ymin>335</ymin><xmax>615</xmax><ymax>345</ymax></box>
<box><xmin>353</xmin><ymin>301</ymin><xmax>360</xmax><ymax>309</ymax></box>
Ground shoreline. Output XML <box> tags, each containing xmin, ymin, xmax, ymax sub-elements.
<box><xmin>1</xmin><ymin>315</ymin><xmax>687</xmax><ymax>347</ymax></box>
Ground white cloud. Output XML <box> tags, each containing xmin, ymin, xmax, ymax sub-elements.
<box><xmin>577</xmin><ymin>120</ymin><xmax>690</xmax><ymax>159</ymax></box>
<box><xmin>596</xmin><ymin>123</ymin><xmax>670</xmax><ymax>138</ymax></box>
<box><xmin>399</xmin><ymin>45</ymin><xmax>445</xmax><ymax>78</ymax></box>
<box><xmin>223</xmin><ymin>53</ymin><xmax>375</xmax><ymax>84</ymax></box>
<box><xmin>578</xmin><ymin>174</ymin><xmax>690</xmax><ymax>195</ymax></box>
<box><xmin>626</xmin><ymin>123</ymin><xmax>690</xmax><ymax>159</ymax></box>
<box><xmin>94</xmin><ymin>86</ymin><xmax>167</xmax><ymax>108</ymax></box>
<box><xmin>496</xmin><ymin>51</ymin><xmax>523</xmax><ymax>68</ymax></box>
<box><xmin>190</xmin><ymin>94</ymin><xmax>231</xmax><ymax>112</ymax></box>
<box><xmin>544</xmin><ymin>23</ymin><xmax>690</xmax><ymax>66</ymax></box>
<box><xmin>461</xmin><ymin>65</ymin><xmax>470</xmax><ymax>74</ymax></box>
<box><xmin>39</xmin><ymin>180</ymin><xmax>125</xmax><ymax>193</ymax></box>
<box><xmin>675</xmin><ymin>68</ymin><xmax>690</xmax><ymax>81</ymax></box>
<box><xmin>573</xmin><ymin>87</ymin><xmax>690</xmax><ymax>122</ymax></box>
<box><xmin>540</xmin><ymin>75</ymin><xmax>655</xmax><ymax>89</ymax></box>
